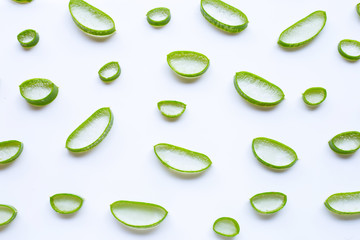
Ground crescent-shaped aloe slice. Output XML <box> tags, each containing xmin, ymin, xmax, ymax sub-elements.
<box><xmin>50</xmin><ymin>193</ymin><xmax>83</xmax><ymax>214</ymax></box>
<box><xmin>17</xmin><ymin>29</ymin><xmax>39</xmax><ymax>48</ymax></box>
<box><xmin>252</xmin><ymin>137</ymin><xmax>298</xmax><ymax>169</ymax></box>
<box><xmin>146</xmin><ymin>7</ymin><xmax>171</xmax><ymax>27</ymax></box>
<box><xmin>110</xmin><ymin>200</ymin><xmax>168</xmax><ymax>229</ymax></box>
<box><xmin>157</xmin><ymin>100</ymin><xmax>186</xmax><ymax>118</ymax></box>
<box><xmin>0</xmin><ymin>205</ymin><xmax>17</xmax><ymax>226</ymax></box>
<box><xmin>302</xmin><ymin>87</ymin><xmax>327</xmax><ymax>106</ymax></box>
<box><xmin>69</xmin><ymin>0</ymin><xmax>115</xmax><ymax>36</ymax></box>
<box><xmin>234</xmin><ymin>71</ymin><xmax>284</xmax><ymax>107</ymax></box>
<box><xmin>167</xmin><ymin>51</ymin><xmax>209</xmax><ymax>78</ymax></box>
<box><xmin>278</xmin><ymin>11</ymin><xmax>326</xmax><ymax>48</ymax></box>
<box><xmin>328</xmin><ymin>131</ymin><xmax>360</xmax><ymax>154</ymax></box>
<box><xmin>338</xmin><ymin>39</ymin><xmax>360</xmax><ymax>61</ymax></box>
<box><xmin>0</xmin><ymin>140</ymin><xmax>23</xmax><ymax>164</ymax></box>
<box><xmin>154</xmin><ymin>143</ymin><xmax>212</xmax><ymax>173</ymax></box>
<box><xmin>250</xmin><ymin>192</ymin><xmax>287</xmax><ymax>214</ymax></box>
<box><xmin>66</xmin><ymin>107</ymin><xmax>113</xmax><ymax>152</ymax></box>
<box><xmin>98</xmin><ymin>61</ymin><xmax>121</xmax><ymax>82</ymax></box>
<box><xmin>200</xmin><ymin>0</ymin><xmax>248</xmax><ymax>33</ymax></box>
<box><xmin>325</xmin><ymin>191</ymin><xmax>360</xmax><ymax>215</ymax></box>
<box><xmin>213</xmin><ymin>217</ymin><xmax>240</xmax><ymax>237</ymax></box>
<box><xmin>19</xmin><ymin>78</ymin><xmax>58</xmax><ymax>106</ymax></box>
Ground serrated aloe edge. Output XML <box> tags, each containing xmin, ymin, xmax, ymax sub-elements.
<box><xmin>213</xmin><ymin>217</ymin><xmax>240</xmax><ymax>237</ymax></box>
<box><xmin>328</xmin><ymin>131</ymin><xmax>360</xmax><ymax>154</ymax></box>
<box><xmin>110</xmin><ymin>200</ymin><xmax>168</xmax><ymax>229</ymax></box>
<box><xmin>325</xmin><ymin>191</ymin><xmax>360</xmax><ymax>215</ymax></box>
<box><xmin>250</xmin><ymin>192</ymin><xmax>287</xmax><ymax>214</ymax></box>
<box><xmin>66</xmin><ymin>107</ymin><xmax>113</xmax><ymax>152</ymax></box>
<box><xmin>157</xmin><ymin>100</ymin><xmax>186</xmax><ymax>118</ymax></box>
<box><xmin>0</xmin><ymin>140</ymin><xmax>23</xmax><ymax>164</ymax></box>
<box><xmin>98</xmin><ymin>61</ymin><xmax>121</xmax><ymax>82</ymax></box>
<box><xmin>0</xmin><ymin>205</ymin><xmax>17</xmax><ymax>226</ymax></box>
<box><xmin>17</xmin><ymin>29</ymin><xmax>39</xmax><ymax>48</ymax></box>
<box><xmin>167</xmin><ymin>51</ymin><xmax>209</xmax><ymax>78</ymax></box>
<box><xmin>146</xmin><ymin>7</ymin><xmax>171</xmax><ymax>27</ymax></box>
<box><xmin>50</xmin><ymin>193</ymin><xmax>83</xmax><ymax>214</ymax></box>
<box><xmin>338</xmin><ymin>39</ymin><xmax>360</xmax><ymax>61</ymax></box>
<box><xmin>19</xmin><ymin>78</ymin><xmax>58</xmax><ymax>106</ymax></box>
<box><xmin>302</xmin><ymin>87</ymin><xmax>327</xmax><ymax>106</ymax></box>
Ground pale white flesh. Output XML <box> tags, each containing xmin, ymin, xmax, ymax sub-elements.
<box><xmin>18</xmin><ymin>33</ymin><xmax>35</xmax><ymax>43</ymax></box>
<box><xmin>332</xmin><ymin>134</ymin><xmax>360</xmax><ymax>151</ymax></box>
<box><xmin>327</xmin><ymin>193</ymin><xmax>360</xmax><ymax>213</ymax></box>
<box><xmin>340</xmin><ymin>41</ymin><xmax>360</xmax><ymax>57</ymax></box>
<box><xmin>52</xmin><ymin>195</ymin><xmax>81</xmax><ymax>212</ymax></box>
<box><xmin>214</xmin><ymin>219</ymin><xmax>237</xmax><ymax>236</ymax></box>
<box><xmin>0</xmin><ymin>145</ymin><xmax>19</xmax><ymax>162</ymax></box>
<box><xmin>100</xmin><ymin>64</ymin><xmax>118</xmax><ymax>78</ymax></box>
<box><xmin>0</xmin><ymin>206</ymin><xmax>13</xmax><ymax>224</ymax></box>
<box><xmin>70</xmin><ymin>4</ymin><xmax>114</xmax><ymax>31</ymax></box>
<box><xmin>169</xmin><ymin>56</ymin><xmax>207</xmax><ymax>75</ymax></box>
<box><xmin>22</xmin><ymin>82</ymin><xmax>52</xmax><ymax>100</ymax></box>
<box><xmin>202</xmin><ymin>0</ymin><xmax>246</xmax><ymax>26</ymax></box>
<box><xmin>304</xmin><ymin>91</ymin><xmax>325</xmax><ymax>104</ymax></box>
<box><xmin>148</xmin><ymin>11</ymin><xmax>168</xmax><ymax>21</ymax></box>
<box><xmin>159</xmin><ymin>103</ymin><xmax>184</xmax><ymax>116</ymax></box>
<box><xmin>252</xmin><ymin>194</ymin><xmax>285</xmax><ymax>212</ymax></box>
<box><xmin>253</xmin><ymin>139</ymin><xmax>295</xmax><ymax>167</ymax></box>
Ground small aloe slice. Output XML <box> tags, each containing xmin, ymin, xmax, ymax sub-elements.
<box><xmin>157</xmin><ymin>100</ymin><xmax>186</xmax><ymax>118</ymax></box>
<box><xmin>278</xmin><ymin>11</ymin><xmax>326</xmax><ymax>48</ymax></box>
<box><xmin>19</xmin><ymin>78</ymin><xmax>58</xmax><ymax>106</ymax></box>
<box><xmin>146</xmin><ymin>7</ymin><xmax>171</xmax><ymax>27</ymax></box>
<box><xmin>338</xmin><ymin>39</ymin><xmax>360</xmax><ymax>61</ymax></box>
<box><xmin>302</xmin><ymin>87</ymin><xmax>327</xmax><ymax>106</ymax></box>
<box><xmin>250</xmin><ymin>192</ymin><xmax>287</xmax><ymax>214</ymax></box>
<box><xmin>0</xmin><ymin>140</ymin><xmax>23</xmax><ymax>164</ymax></box>
<box><xmin>69</xmin><ymin>0</ymin><xmax>115</xmax><ymax>36</ymax></box>
<box><xmin>200</xmin><ymin>0</ymin><xmax>248</xmax><ymax>33</ymax></box>
<box><xmin>154</xmin><ymin>143</ymin><xmax>212</xmax><ymax>173</ymax></box>
<box><xmin>325</xmin><ymin>191</ymin><xmax>360</xmax><ymax>215</ymax></box>
<box><xmin>357</xmin><ymin>3</ymin><xmax>360</xmax><ymax>16</ymax></box>
<box><xmin>252</xmin><ymin>137</ymin><xmax>298</xmax><ymax>169</ymax></box>
<box><xmin>234</xmin><ymin>71</ymin><xmax>284</xmax><ymax>107</ymax></box>
<box><xmin>0</xmin><ymin>205</ymin><xmax>17</xmax><ymax>226</ymax></box>
<box><xmin>110</xmin><ymin>200</ymin><xmax>168</xmax><ymax>229</ymax></box>
<box><xmin>50</xmin><ymin>193</ymin><xmax>83</xmax><ymax>214</ymax></box>
<box><xmin>328</xmin><ymin>131</ymin><xmax>360</xmax><ymax>154</ymax></box>
<box><xmin>167</xmin><ymin>51</ymin><xmax>209</xmax><ymax>78</ymax></box>
<box><xmin>213</xmin><ymin>217</ymin><xmax>240</xmax><ymax>237</ymax></box>
<box><xmin>98</xmin><ymin>61</ymin><xmax>121</xmax><ymax>82</ymax></box>
<box><xmin>17</xmin><ymin>29</ymin><xmax>39</xmax><ymax>48</ymax></box>
<box><xmin>66</xmin><ymin>107</ymin><xmax>113</xmax><ymax>152</ymax></box>
<box><xmin>12</xmin><ymin>0</ymin><xmax>32</xmax><ymax>3</ymax></box>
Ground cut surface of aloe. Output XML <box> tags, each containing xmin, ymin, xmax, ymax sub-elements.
<box><xmin>278</xmin><ymin>11</ymin><xmax>326</xmax><ymax>48</ymax></box>
<box><xmin>250</xmin><ymin>192</ymin><xmax>287</xmax><ymax>214</ymax></box>
<box><xmin>252</xmin><ymin>137</ymin><xmax>298</xmax><ymax>169</ymax></box>
<box><xmin>234</xmin><ymin>71</ymin><xmax>284</xmax><ymax>107</ymax></box>
<box><xmin>157</xmin><ymin>100</ymin><xmax>186</xmax><ymax>118</ymax></box>
<box><xmin>329</xmin><ymin>131</ymin><xmax>360</xmax><ymax>154</ymax></box>
<box><xmin>50</xmin><ymin>193</ymin><xmax>83</xmax><ymax>214</ymax></box>
<box><xmin>154</xmin><ymin>143</ymin><xmax>212</xmax><ymax>173</ymax></box>
<box><xmin>0</xmin><ymin>140</ymin><xmax>23</xmax><ymax>164</ymax></box>
<box><xmin>17</xmin><ymin>29</ymin><xmax>39</xmax><ymax>48</ymax></box>
<box><xmin>69</xmin><ymin>0</ymin><xmax>115</xmax><ymax>36</ymax></box>
<box><xmin>110</xmin><ymin>200</ymin><xmax>168</xmax><ymax>228</ymax></box>
<box><xmin>167</xmin><ymin>51</ymin><xmax>209</xmax><ymax>78</ymax></box>
<box><xmin>200</xmin><ymin>0</ymin><xmax>248</xmax><ymax>33</ymax></box>
<box><xmin>146</xmin><ymin>7</ymin><xmax>171</xmax><ymax>26</ymax></box>
<box><xmin>19</xmin><ymin>78</ymin><xmax>58</xmax><ymax>106</ymax></box>
<box><xmin>325</xmin><ymin>191</ymin><xmax>360</xmax><ymax>215</ymax></box>
<box><xmin>98</xmin><ymin>61</ymin><xmax>121</xmax><ymax>82</ymax></box>
<box><xmin>213</xmin><ymin>217</ymin><xmax>240</xmax><ymax>237</ymax></box>
<box><xmin>0</xmin><ymin>205</ymin><xmax>17</xmax><ymax>226</ymax></box>
<box><xmin>302</xmin><ymin>87</ymin><xmax>327</xmax><ymax>106</ymax></box>
<box><xmin>338</xmin><ymin>39</ymin><xmax>360</xmax><ymax>61</ymax></box>
<box><xmin>66</xmin><ymin>107</ymin><xmax>113</xmax><ymax>152</ymax></box>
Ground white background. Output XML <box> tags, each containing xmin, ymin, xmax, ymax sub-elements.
<box><xmin>0</xmin><ymin>0</ymin><xmax>360</xmax><ymax>239</ymax></box>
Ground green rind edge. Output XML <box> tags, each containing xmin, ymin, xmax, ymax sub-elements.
<box><xmin>324</xmin><ymin>191</ymin><xmax>360</xmax><ymax>215</ymax></box>
<box><xmin>357</xmin><ymin>3</ymin><xmax>360</xmax><ymax>16</ymax></box>
<box><xmin>0</xmin><ymin>205</ymin><xmax>17</xmax><ymax>226</ymax></box>
<box><xmin>17</xmin><ymin>29</ymin><xmax>39</xmax><ymax>48</ymax></box>
<box><xmin>50</xmin><ymin>193</ymin><xmax>84</xmax><ymax>214</ymax></box>
<box><xmin>167</xmin><ymin>51</ymin><xmax>210</xmax><ymax>78</ymax></box>
<box><xmin>328</xmin><ymin>131</ymin><xmax>360</xmax><ymax>154</ymax></box>
<box><xmin>338</xmin><ymin>39</ymin><xmax>360</xmax><ymax>61</ymax></box>
<box><xmin>157</xmin><ymin>100</ymin><xmax>186</xmax><ymax>118</ymax></box>
<box><xmin>250</xmin><ymin>192</ymin><xmax>287</xmax><ymax>214</ymax></box>
<box><xmin>302</xmin><ymin>87</ymin><xmax>327</xmax><ymax>106</ymax></box>
<box><xmin>98</xmin><ymin>61</ymin><xmax>121</xmax><ymax>82</ymax></box>
<box><xmin>213</xmin><ymin>217</ymin><xmax>240</xmax><ymax>237</ymax></box>
<box><xmin>146</xmin><ymin>7</ymin><xmax>171</xmax><ymax>26</ymax></box>
<box><xmin>19</xmin><ymin>78</ymin><xmax>59</xmax><ymax>106</ymax></box>
<box><xmin>0</xmin><ymin>140</ymin><xmax>23</xmax><ymax>164</ymax></box>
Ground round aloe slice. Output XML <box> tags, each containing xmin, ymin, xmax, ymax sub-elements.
<box><xmin>19</xmin><ymin>78</ymin><xmax>59</xmax><ymax>106</ymax></box>
<box><xmin>252</xmin><ymin>137</ymin><xmax>298</xmax><ymax>169</ymax></box>
<box><xmin>146</xmin><ymin>7</ymin><xmax>171</xmax><ymax>27</ymax></box>
<box><xmin>338</xmin><ymin>39</ymin><xmax>360</xmax><ymax>61</ymax></box>
<box><xmin>50</xmin><ymin>193</ymin><xmax>83</xmax><ymax>214</ymax></box>
<box><xmin>110</xmin><ymin>200</ymin><xmax>168</xmax><ymax>229</ymax></box>
<box><xmin>328</xmin><ymin>131</ymin><xmax>360</xmax><ymax>154</ymax></box>
<box><xmin>167</xmin><ymin>51</ymin><xmax>210</xmax><ymax>78</ymax></box>
<box><xmin>234</xmin><ymin>71</ymin><xmax>284</xmax><ymax>107</ymax></box>
<box><xmin>302</xmin><ymin>87</ymin><xmax>327</xmax><ymax>106</ymax></box>
<box><xmin>250</xmin><ymin>192</ymin><xmax>287</xmax><ymax>214</ymax></box>
<box><xmin>69</xmin><ymin>0</ymin><xmax>116</xmax><ymax>36</ymax></box>
<box><xmin>278</xmin><ymin>10</ymin><xmax>326</xmax><ymax>48</ymax></box>
<box><xmin>0</xmin><ymin>205</ymin><xmax>17</xmax><ymax>226</ymax></box>
<box><xmin>157</xmin><ymin>100</ymin><xmax>186</xmax><ymax>118</ymax></box>
<box><xmin>213</xmin><ymin>217</ymin><xmax>240</xmax><ymax>237</ymax></box>
<box><xmin>98</xmin><ymin>61</ymin><xmax>121</xmax><ymax>82</ymax></box>
<box><xmin>325</xmin><ymin>191</ymin><xmax>360</xmax><ymax>215</ymax></box>
<box><xmin>66</xmin><ymin>107</ymin><xmax>113</xmax><ymax>152</ymax></box>
<box><xmin>17</xmin><ymin>29</ymin><xmax>39</xmax><ymax>48</ymax></box>
<box><xmin>200</xmin><ymin>0</ymin><xmax>248</xmax><ymax>33</ymax></box>
<box><xmin>154</xmin><ymin>143</ymin><xmax>212</xmax><ymax>173</ymax></box>
<box><xmin>0</xmin><ymin>140</ymin><xmax>23</xmax><ymax>164</ymax></box>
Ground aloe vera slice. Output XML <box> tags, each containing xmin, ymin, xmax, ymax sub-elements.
<box><xmin>357</xmin><ymin>3</ymin><xmax>360</xmax><ymax>16</ymax></box>
<box><xmin>0</xmin><ymin>205</ymin><xmax>17</xmax><ymax>226</ymax></box>
<box><xmin>157</xmin><ymin>100</ymin><xmax>186</xmax><ymax>118</ymax></box>
<box><xmin>110</xmin><ymin>200</ymin><xmax>168</xmax><ymax>229</ymax></box>
<box><xmin>12</xmin><ymin>0</ymin><xmax>32</xmax><ymax>3</ymax></box>
<box><xmin>154</xmin><ymin>143</ymin><xmax>212</xmax><ymax>173</ymax></box>
<box><xmin>0</xmin><ymin>140</ymin><xmax>23</xmax><ymax>164</ymax></box>
<box><xmin>302</xmin><ymin>87</ymin><xmax>327</xmax><ymax>106</ymax></box>
<box><xmin>66</xmin><ymin>107</ymin><xmax>113</xmax><ymax>152</ymax></box>
<box><xmin>338</xmin><ymin>39</ymin><xmax>360</xmax><ymax>61</ymax></box>
<box><xmin>98</xmin><ymin>61</ymin><xmax>121</xmax><ymax>82</ymax></box>
<box><xmin>250</xmin><ymin>192</ymin><xmax>287</xmax><ymax>214</ymax></box>
<box><xmin>278</xmin><ymin>11</ymin><xmax>326</xmax><ymax>48</ymax></box>
<box><xmin>325</xmin><ymin>191</ymin><xmax>360</xmax><ymax>215</ymax></box>
<box><xmin>213</xmin><ymin>217</ymin><xmax>240</xmax><ymax>237</ymax></box>
<box><xmin>167</xmin><ymin>51</ymin><xmax>209</xmax><ymax>78</ymax></box>
<box><xmin>50</xmin><ymin>193</ymin><xmax>83</xmax><ymax>214</ymax></box>
<box><xmin>328</xmin><ymin>131</ymin><xmax>360</xmax><ymax>154</ymax></box>
<box><xmin>146</xmin><ymin>7</ymin><xmax>171</xmax><ymax>27</ymax></box>
<box><xmin>69</xmin><ymin>0</ymin><xmax>116</xmax><ymax>36</ymax></box>
<box><xmin>200</xmin><ymin>0</ymin><xmax>248</xmax><ymax>33</ymax></box>
<box><xmin>19</xmin><ymin>78</ymin><xmax>58</xmax><ymax>106</ymax></box>
<box><xmin>234</xmin><ymin>71</ymin><xmax>284</xmax><ymax>107</ymax></box>
<box><xmin>252</xmin><ymin>137</ymin><xmax>298</xmax><ymax>169</ymax></box>
<box><xmin>17</xmin><ymin>29</ymin><xmax>39</xmax><ymax>48</ymax></box>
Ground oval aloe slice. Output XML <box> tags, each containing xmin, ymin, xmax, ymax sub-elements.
<box><xmin>278</xmin><ymin>11</ymin><xmax>326</xmax><ymax>48</ymax></box>
<box><xmin>325</xmin><ymin>191</ymin><xmax>360</xmax><ymax>215</ymax></box>
<box><xmin>0</xmin><ymin>205</ymin><xmax>17</xmax><ymax>226</ymax></box>
<box><xmin>338</xmin><ymin>39</ymin><xmax>360</xmax><ymax>61</ymax></box>
<box><xmin>234</xmin><ymin>71</ymin><xmax>284</xmax><ymax>107</ymax></box>
<box><xmin>66</xmin><ymin>107</ymin><xmax>113</xmax><ymax>152</ymax></box>
<box><xmin>213</xmin><ymin>217</ymin><xmax>240</xmax><ymax>237</ymax></box>
<box><xmin>200</xmin><ymin>0</ymin><xmax>248</xmax><ymax>33</ymax></box>
<box><xmin>157</xmin><ymin>100</ymin><xmax>186</xmax><ymax>118</ymax></box>
<box><xmin>98</xmin><ymin>61</ymin><xmax>121</xmax><ymax>82</ymax></box>
<box><xmin>50</xmin><ymin>193</ymin><xmax>83</xmax><ymax>214</ymax></box>
<box><xmin>302</xmin><ymin>87</ymin><xmax>327</xmax><ymax>106</ymax></box>
<box><xmin>110</xmin><ymin>200</ymin><xmax>168</xmax><ymax>229</ymax></box>
<box><xmin>69</xmin><ymin>0</ymin><xmax>116</xmax><ymax>36</ymax></box>
<box><xmin>146</xmin><ymin>7</ymin><xmax>171</xmax><ymax>27</ymax></box>
<box><xmin>328</xmin><ymin>131</ymin><xmax>360</xmax><ymax>154</ymax></box>
<box><xmin>0</xmin><ymin>140</ymin><xmax>23</xmax><ymax>164</ymax></box>
<box><xmin>17</xmin><ymin>29</ymin><xmax>39</xmax><ymax>47</ymax></box>
<box><xmin>252</xmin><ymin>137</ymin><xmax>298</xmax><ymax>169</ymax></box>
<box><xmin>167</xmin><ymin>51</ymin><xmax>209</xmax><ymax>78</ymax></box>
<box><xmin>19</xmin><ymin>78</ymin><xmax>59</xmax><ymax>106</ymax></box>
<box><xmin>154</xmin><ymin>143</ymin><xmax>212</xmax><ymax>173</ymax></box>
<box><xmin>250</xmin><ymin>192</ymin><xmax>287</xmax><ymax>214</ymax></box>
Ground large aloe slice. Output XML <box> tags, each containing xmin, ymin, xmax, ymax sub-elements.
<box><xmin>0</xmin><ymin>140</ymin><xmax>23</xmax><ymax>164</ymax></box>
<box><xmin>0</xmin><ymin>205</ymin><xmax>17</xmax><ymax>226</ymax></box>
<box><xmin>325</xmin><ymin>191</ymin><xmax>360</xmax><ymax>215</ymax></box>
<box><xmin>50</xmin><ymin>193</ymin><xmax>83</xmax><ymax>214</ymax></box>
<box><xmin>167</xmin><ymin>51</ymin><xmax>209</xmax><ymax>78</ymax></box>
<box><xmin>250</xmin><ymin>192</ymin><xmax>287</xmax><ymax>214</ymax></box>
<box><xmin>328</xmin><ymin>131</ymin><xmax>360</xmax><ymax>154</ymax></box>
